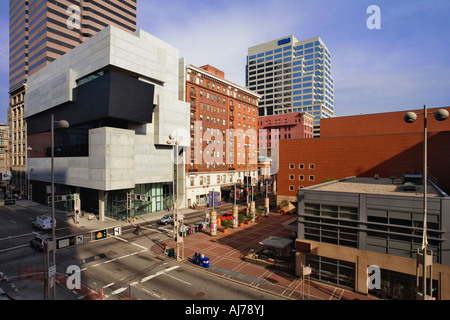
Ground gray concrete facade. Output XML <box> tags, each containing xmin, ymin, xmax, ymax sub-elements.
<box><xmin>25</xmin><ymin>26</ymin><xmax>190</xmax><ymax>218</ymax></box>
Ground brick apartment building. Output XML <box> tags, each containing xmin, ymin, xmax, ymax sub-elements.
<box><xmin>184</xmin><ymin>65</ymin><xmax>261</xmax><ymax>207</ymax></box>
<box><xmin>277</xmin><ymin>107</ymin><xmax>450</xmax><ymax>203</ymax></box>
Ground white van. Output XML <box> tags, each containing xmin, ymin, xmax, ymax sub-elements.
<box><xmin>32</xmin><ymin>215</ymin><xmax>56</xmax><ymax>230</ymax></box>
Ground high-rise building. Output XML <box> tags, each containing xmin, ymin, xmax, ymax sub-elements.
<box><xmin>246</xmin><ymin>35</ymin><xmax>334</xmax><ymax>137</ymax></box>
<box><xmin>8</xmin><ymin>0</ymin><xmax>137</xmax><ymax>196</ymax></box>
<box><xmin>184</xmin><ymin>64</ymin><xmax>261</xmax><ymax>207</ymax></box>
<box><xmin>9</xmin><ymin>0</ymin><xmax>137</xmax><ymax>91</ymax></box>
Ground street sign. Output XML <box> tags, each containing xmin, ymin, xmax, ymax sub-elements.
<box><xmin>49</xmin><ymin>265</ymin><xmax>56</xmax><ymax>278</ymax></box>
<box><xmin>93</xmin><ymin>229</ymin><xmax>107</xmax><ymax>241</ymax></box>
<box><xmin>76</xmin><ymin>235</ymin><xmax>84</xmax><ymax>245</ymax></box>
<box><xmin>113</xmin><ymin>227</ymin><xmax>121</xmax><ymax>236</ymax></box>
<box><xmin>57</xmin><ymin>235</ymin><xmax>84</xmax><ymax>249</ymax></box>
<box><xmin>302</xmin><ymin>266</ymin><xmax>312</xmax><ymax>276</ymax></box>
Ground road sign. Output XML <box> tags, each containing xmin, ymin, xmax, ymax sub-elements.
<box><xmin>93</xmin><ymin>229</ymin><xmax>107</xmax><ymax>241</ymax></box>
<box><xmin>49</xmin><ymin>265</ymin><xmax>56</xmax><ymax>278</ymax></box>
<box><xmin>75</xmin><ymin>235</ymin><xmax>84</xmax><ymax>245</ymax></box>
<box><xmin>113</xmin><ymin>227</ymin><xmax>121</xmax><ymax>236</ymax></box>
<box><xmin>57</xmin><ymin>235</ymin><xmax>84</xmax><ymax>249</ymax></box>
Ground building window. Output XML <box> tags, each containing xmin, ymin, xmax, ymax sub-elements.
<box><xmin>309</xmin><ymin>175</ymin><xmax>315</xmax><ymax>181</ymax></box>
<box><xmin>289</xmin><ymin>163</ymin><xmax>295</xmax><ymax>169</ymax></box>
<box><xmin>289</xmin><ymin>174</ymin><xmax>295</xmax><ymax>180</ymax></box>
<box><xmin>289</xmin><ymin>185</ymin><xmax>295</xmax><ymax>191</ymax></box>
<box><xmin>299</xmin><ymin>163</ymin><xmax>304</xmax><ymax>169</ymax></box>
<box><xmin>309</xmin><ymin>163</ymin><xmax>315</xmax><ymax>170</ymax></box>
<box><xmin>299</xmin><ymin>175</ymin><xmax>304</xmax><ymax>181</ymax></box>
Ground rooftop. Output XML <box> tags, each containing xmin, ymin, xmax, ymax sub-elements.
<box><xmin>307</xmin><ymin>176</ymin><xmax>446</xmax><ymax>198</ymax></box>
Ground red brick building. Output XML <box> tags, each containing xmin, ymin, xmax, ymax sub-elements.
<box><xmin>277</xmin><ymin>107</ymin><xmax>450</xmax><ymax>202</ymax></box>
<box><xmin>258</xmin><ymin>112</ymin><xmax>314</xmax><ymax>148</ymax></box>
<box><xmin>184</xmin><ymin>64</ymin><xmax>261</xmax><ymax>207</ymax></box>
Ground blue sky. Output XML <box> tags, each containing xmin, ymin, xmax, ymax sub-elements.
<box><xmin>1</xmin><ymin>0</ymin><xmax>449</xmax><ymax>124</ymax></box>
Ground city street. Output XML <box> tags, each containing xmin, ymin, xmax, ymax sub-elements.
<box><xmin>0</xmin><ymin>199</ymin><xmax>285</xmax><ymax>300</ymax></box>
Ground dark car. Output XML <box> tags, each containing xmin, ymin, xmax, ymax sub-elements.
<box><xmin>30</xmin><ymin>235</ymin><xmax>52</xmax><ymax>252</ymax></box>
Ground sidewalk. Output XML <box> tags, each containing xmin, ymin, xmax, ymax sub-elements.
<box><xmin>155</xmin><ymin>212</ymin><xmax>378</xmax><ymax>301</ymax></box>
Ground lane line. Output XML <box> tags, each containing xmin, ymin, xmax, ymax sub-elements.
<box><xmin>108</xmin><ymin>266</ymin><xmax>180</xmax><ymax>298</ymax></box>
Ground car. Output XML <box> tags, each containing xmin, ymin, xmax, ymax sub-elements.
<box><xmin>31</xmin><ymin>215</ymin><xmax>56</xmax><ymax>230</ymax></box>
<box><xmin>30</xmin><ymin>235</ymin><xmax>52</xmax><ymax>252</ymax></box>
<box><xmin>158</xmin><ymin>213</ymin><xmax>174</xmax><ymax>225</ymax></box>
<box><xmin>219</xmin><ymin>213</ymin><xmax>233</xmax><ymax>221</ymax></box>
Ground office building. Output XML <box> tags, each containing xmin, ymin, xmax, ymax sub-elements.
<box><xmin>8</xmin><ymin>0</ymin><xmax>137</xmax><ymax>196</ymax></box>
<box><xmin>296</xmin><ymin>176</ymin><xmax>450</xmax><ymax>299</ymax></box>
<box><xmin>9</xmin><ymin>0</ymin><xmax>137</xmax><ymax>90</ymax></box>
<box><xmin>246</xmin><ymin>35</ymin><xmax>334</xmax><ymax>137</ymax></box>
<box><xmin>184</xmin><ymin>64</ymin><xmax>261</xmax><ymax>207</ymax></box>
<box><xmin>25</xmin><ymin>26</ymin><xmax>190</xmax><ymax>220</ymax></box>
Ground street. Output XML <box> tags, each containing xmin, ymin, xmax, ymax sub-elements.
<box><xmin>0</xmin><ymin>199</ymin><xmax>284</xmax><ymax>300</ymax></box>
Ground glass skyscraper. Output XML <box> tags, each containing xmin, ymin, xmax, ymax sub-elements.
<box><xmin>246</xmin><ymin>35</ymin><xmax>334</xmax><ymax>137</ymax></box>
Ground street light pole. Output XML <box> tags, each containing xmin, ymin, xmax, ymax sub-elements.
<box><xmin>167</xmin><ymin>133</ymin><xmax>183</xmax><ymax>261</ymax></box>
<box><xmin>404</xmin><ymin>106</ymin><xmax>448</xmax><ymax>300</ymax></box>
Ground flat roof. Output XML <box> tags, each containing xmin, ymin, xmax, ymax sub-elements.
<box><xmin>308</xmin><ymin>177</ymin><xmax>444</xmax><ymax>198</ymax></box>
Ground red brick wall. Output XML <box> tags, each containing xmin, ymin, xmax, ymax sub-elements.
<box><xmin>278</xmin><ymin>130</ymin><xmax>450</xmax><ymax>197</ymax></box>
<box><xmin>321</xmin><ymin>107</ymin><xmax>450</xmax><ymax>137</ymax></box>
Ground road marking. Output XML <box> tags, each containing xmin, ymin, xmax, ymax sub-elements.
<box><xmin>108</xmin><ymin>266</ymin><xmax>180</xmax><ymax>298</ymax></box>
<box><xmin>80</xmin><ymin>249</ymin><xmax>147</xmax><ymax>272</ymax></box>
<box><xmin>111</xmin><ymin>287</ymin><xmax>127</xmax><ymax>296</ymax></box>
<box><xmin>0</xmin><ymin>232</ymin><xmax>39</xmax><ymax>241</ymax></box>
<box><xmin>0</xmin><ymin>244</ymin><xmax>29</xmax><ymax>254</ymax></box>
<box><xmin>113</xmin><ymin>236</ymin><xmax>128</xmax><ymax>243</ymax></box>
<box><xmin>164</xmin><ymin>273</ymin><xmax>191</xmax><ymax>286</ymax></box>
<box><xmin>131</xmin><ymin>242</ymin><xmax>147</xmax><ymax>250</ymax></box>
<box><xmin>140</xmin><ymin>266</ymin><xmax>179</xmax><ymax>283</ymax></box>
<box><xmin>103</xmin><ymin>282</ymin><xmax>115</xmax><ymax>288</ymax></box>
<box><xmin>10</xmin><ymin>220</ymin><xmax>16</xmax><ymax>224</ymax></box>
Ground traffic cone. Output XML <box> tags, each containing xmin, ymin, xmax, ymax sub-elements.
<box><xmin>2</xmin><ymin>270</ymin><xmax>6</xmax><ymax>282</ymax></box>
<box><xmin>101</xmin><ymin>288</ymin><xmax>105</xmax><ymax>300</ymax></box>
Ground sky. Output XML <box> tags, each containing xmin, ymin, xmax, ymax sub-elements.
<box><xmin>1</xmin><ymin>0</ymin><xmax>450</xmax><ymax>124</ymax></box>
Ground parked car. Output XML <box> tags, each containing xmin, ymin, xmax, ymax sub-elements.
<box><xmin>158</xmin><ymin>213</ymin><xmax>174</xmax><ymax>225</ymax></box>
<box><xmin>219</xmin><ymin>213</ymin><xmax>233</xmax><ymax>221</ymax></box>
<box><xmin>31</xmin><ymin>215</ymin><xmax>56</xmax><ymax>230</ymax></box>
<box><xmin>30</xmin><ymin>235</ymin><xmax>52</xmax><ymax>252</ymax></box>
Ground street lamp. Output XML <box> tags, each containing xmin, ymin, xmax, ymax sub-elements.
<box><xmin>167</xmin><ymin>132</ymin><xmax>183</xmax><ymax>261</ymax></box>
<box><xmin>404</xmin><ymin>106</ymin><xmax>448</xmax><ymax>300</ymax></box>
<box><xmin>46</xmin><ymin>114</ymin><xmax>69</xmax><ymax>300</ymax></box>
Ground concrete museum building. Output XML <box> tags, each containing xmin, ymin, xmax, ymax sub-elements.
<box><xmin>25</xmin><ymin>26</ymin><xmax>190</xmax><ymax>221</ymax></box>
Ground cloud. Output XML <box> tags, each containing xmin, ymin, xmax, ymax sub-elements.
<box><xmin>138</xmin><ymin>0</ymin><xmax>304</xmax><ymax>85</ymax></box>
